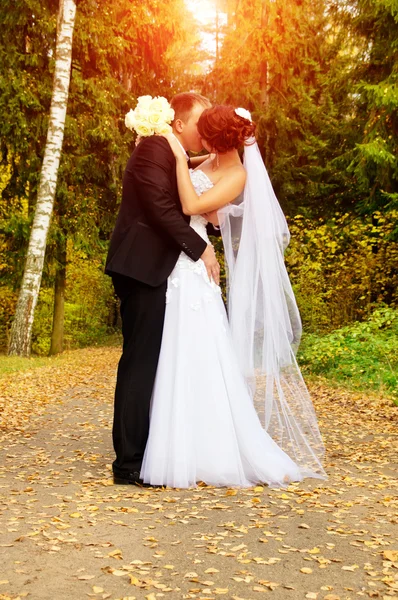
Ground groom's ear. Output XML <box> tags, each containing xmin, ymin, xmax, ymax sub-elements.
<box><xmin>174</xmin><ymin>119</ymin><xmax>184</xmax><ymax>134</ymax></box>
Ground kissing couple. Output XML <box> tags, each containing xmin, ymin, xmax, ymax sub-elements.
<box><xmin>105</xmin><ymin>92</ymin><xmax>326</xmax><ymax>488</ymax></box>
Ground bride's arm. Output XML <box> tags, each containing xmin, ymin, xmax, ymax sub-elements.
<box><xmin>189</xmin><ymin>154</ymin><xmax>212</xmax><ymax>167</ymax></box>
<box><xmin>175</xmin><ymin>154</ymin><xmax>246</xmax><ymax>215</ymax></box>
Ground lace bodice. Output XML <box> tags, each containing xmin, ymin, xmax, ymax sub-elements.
<box><xmin>188</xmin><ymin>169</ymin><xmax>214</xmax><ymax>238</ymax></box>
<box><xmin>167</xmin><ymin>168</ymin><xmax>221</xmax><ymax>304</ymax></box>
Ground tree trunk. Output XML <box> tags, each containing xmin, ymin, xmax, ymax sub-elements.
<box><xmin>215</xmin><ymin>0</ymin><xmax>220</xmax><ymax>64</ymax></box>
<box><xmin>260</xmin><ymin>0</ymin><xmax>269</xmax><ymax>108</ymax></box>
<box><xmin>260</xmin><ymin>0</ymin><xmax>270</xmax><ymax>164</ymax></box>
<box><xmin>8</xmin><ymin>0</ymin><xmax>76</xmax><ymax>357</ymax></box>
<box><xmin>49</xmin><ymin>236</ymin><xmax>67</xmax><ymax>355</ymax></box>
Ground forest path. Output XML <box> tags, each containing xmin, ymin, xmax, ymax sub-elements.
<box><xmin>0</xmin><ymin>347</ymin><xmax>396</xmax><ymax>600</ymax></box>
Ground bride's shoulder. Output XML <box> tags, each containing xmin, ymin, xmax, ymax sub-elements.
<box><xmin>221</xmin><ymin>163</ymin><xmax>246</xmax><ymax>186</ymax></box>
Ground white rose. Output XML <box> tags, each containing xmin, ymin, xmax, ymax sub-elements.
<box><xmin>136</xmin><ymin>95</ymin><xmax>153</xmax><ymax>110</ymax></box>
<box><xmin>134</xmin><ymin>105</ymin><xmax>150</xmax><ymax>122</ymax></box>
<box><xmin>154</xmin><ymin>96</ymin><xmax>170</xmax><ymax>111</ymax></box>
<box><xmin>166</xmin><ymin>107</ymin><xmax>175</xmax><ymax>122</ymax></box>
<box><xmin>125</xmin><ymin>109</ymin><xmax>136</xmax><ymax>131</ymax></box>
<box><xmin>150</xmin><ymin>97</ymin><xmax>174</xmax><ymax>122</ymax></box>
<box><xmin>148</xmin><ymin>111</ymin><xmax>163</xmax><ymax>126</ymax></box>
<box><xmin>235</xmin><ymin>107</ymin><xmax>252</xmax><ymax>122</ymax></box>
<box><xmin>155</xmin><ymin>123</ymin><xmax>172</xmax><ymax>134</ymax></box>
<box><xmin>135</xmin><ymin>122</ymin><xmax>154</xmax><ymax>137</ymax></box>
<box><xmin>150</xmin><ymin>98</ymin><xmax>165</xmax><ymax>112</ymax></box>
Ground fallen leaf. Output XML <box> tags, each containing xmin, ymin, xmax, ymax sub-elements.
<box><xmin>205</xmin><ymin>568</ymin><xmax>220</xmax><ymax>574</ymax></box>
<box><xmin>383</xmin><ymin>551</ymin><xmax>398</xmax><ymax>562</ymax></box>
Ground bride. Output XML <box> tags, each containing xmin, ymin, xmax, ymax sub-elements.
<box><xmin>140</xmin><ymin>105</ymin><xmax>326</xmax><ymax>488</ymax></box>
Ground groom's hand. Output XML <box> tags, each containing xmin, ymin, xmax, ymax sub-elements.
<box><xmin>201</xmin><ymin>244</ymin><xmax>220</xmax><ymax>285</ymax></box>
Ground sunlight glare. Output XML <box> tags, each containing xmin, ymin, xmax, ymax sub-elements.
<box><xmin>186</xmin><ymin>0</ymin><xmax>216</xmax><ymax>25</ymax></box>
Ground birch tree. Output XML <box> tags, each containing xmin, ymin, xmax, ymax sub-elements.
<box><xmin>8</xmin><ymin>0</ymin><xmax>76</xmax><ymax>356</ymax></box>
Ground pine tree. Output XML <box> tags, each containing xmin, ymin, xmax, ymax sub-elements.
<box><xmin>341</xmin><ymin>0</ymin><xmax>398</xmax><ymax>214</ymax></box>
<box><xmin>204</xmin><ymin>0</ymin><xmax>354</xmax><ymax>215</ymax></box>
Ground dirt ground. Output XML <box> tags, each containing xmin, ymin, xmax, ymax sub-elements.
<box><xmin>0</xmin><ymin>347</ymin><xmax>397</xmax><ymax>600</ymax></box>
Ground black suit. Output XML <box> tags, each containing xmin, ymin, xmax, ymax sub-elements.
<box><xmin>105</xmin><ymin>136</ymin><xmax>207</xmax><ymax>476</ymax></box>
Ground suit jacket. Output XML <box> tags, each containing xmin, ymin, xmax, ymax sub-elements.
<box><xmin>105</xmin><ymin>136</ymin><xmax>208</xmax><ymax>288</ymax></box>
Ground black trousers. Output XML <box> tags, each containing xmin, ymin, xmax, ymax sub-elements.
<box><xmin>111</xmin><ymin>274</ymin><xmax>167</xmax><ymax>475</ymax></box>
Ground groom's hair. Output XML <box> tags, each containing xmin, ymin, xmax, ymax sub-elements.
<box><xmin>171</xmin><ymin>93</ymin><xmax>211</xmax><ymax>124</ymax></box>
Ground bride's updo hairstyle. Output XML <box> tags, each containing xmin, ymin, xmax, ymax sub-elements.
<box><xmin>197</xmin><ymin>105</ymin><xmax>256</xmax><ymax>153</ymax></box>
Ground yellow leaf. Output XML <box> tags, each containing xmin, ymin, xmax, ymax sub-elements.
<box><xmin>300</xmin><ymin>568</ymin><xmax>313</xmax><ymax>574</ymax></box>
<box><xmin>69</xmin><ymin>513</ymin><xmax>81</xmax><ymax>518</ymax></box>
<box><xmin>342</xmin><ymin>565</ymin><xmax>359</xmax><ymax>571</ymax></box>
<box><xmin>112</xmin><ymin>569</ymin><xmax>127</xmax><ymax>577</ymax></box>
<box><xmin>93</xmin><ymin>587</ymin><xmax>104</xmax><ymax>594</ymax></box>
<box><xmin>383</xmin><ymin>551</ymin><xmax>398</xmax><ymax>562</ymax></box>
<box><xmin>231</xmin><ymin>543</ymin><xmax>246</xmax><ymax>552</ymax></box>
<box><xmin>308</xmin><ymin>547</ymin><xmax>321</xmax><ymax>554</ymax></box>
<box><xmin>205</xmin><ymin>568</ymin><xmax>220</xmax><ymax>574</ymax></box>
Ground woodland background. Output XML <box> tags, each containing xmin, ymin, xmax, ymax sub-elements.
<box><xmin>0</xmin><ymin>0</ymin><xmax>397</xmax><ymax>401</ymax></box>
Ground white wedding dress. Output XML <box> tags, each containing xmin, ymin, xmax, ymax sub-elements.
<box><xmin>140</xmin><ymin>169</ymin><xmax>303</xmax><ymax>488</ymax></box>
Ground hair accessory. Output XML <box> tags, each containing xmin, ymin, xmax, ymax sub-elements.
<box><xmin>235</xmin><ymin>107</ymin><xmax>252</xmax><ymax>122</ymax></box>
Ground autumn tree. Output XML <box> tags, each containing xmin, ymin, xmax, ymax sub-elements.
<box><xmin>8</xmin><ymin>0</ymin><xmax>77</xmax><ymax>357</ymax></box>
<box><xmin>1</xmin><ymin>0</ymin><xmax>202</xmax><ymax>354</ymax></box>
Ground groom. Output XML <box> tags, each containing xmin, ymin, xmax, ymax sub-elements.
<box><xmin>105</xmin><ymin>92</ymin><xmax>219</xmax><ymax>485</ymax></box>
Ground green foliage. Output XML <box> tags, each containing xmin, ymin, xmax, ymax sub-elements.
<box><xmin>334</xmin><ymin>0</ymin><xmax>398</xmax><ymax>215</ymax></box>
<box><xmin>298</xmin><ymin>307</ymin><xmax>398</xmax><ymax>403</ymax></box>
<box><xmin>0</xmin><ymin>0</ymin><xmax>202</xmax><ymax>355</ymax></box>
<box><xmin>1</xmin><ymin>0</ymin><xmax>397</xmax><ymax>372</ymax></box>
<box><xmin>0</xmin><ymin>286</ymin><xmax>17</xmax><ymax>350</ymax></box>
<box><xmin>30</xmin><ymin>246</ymin><xmax>117</xmax><ymax>355</ymax></box>
<box><xmin>203</xmin><ymin>0</ymin><xmax>398</xmax><ymax>218</ymax></box>
<box><xmin>0</xmin><ymin>354</ymin><xmax>58</xmax><ymax>377</ymax></box>
<box><xmin>286</xmin><ymin>211</ymin><xmax>398</xmax><ymax>331</ymax></box>
<box><xmin>204</xmin><ymin>0</ymin><xmax>351</xmax><ymax>216</ymax></box>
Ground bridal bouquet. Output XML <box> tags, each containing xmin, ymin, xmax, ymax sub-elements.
<box><xmin>125</xmin><ymin>95</ymin><xmax>175</xmax><ymax>137</ymax></box>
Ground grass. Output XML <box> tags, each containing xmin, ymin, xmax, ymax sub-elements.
<box><xmin>0</xmin><ymin>354</ymin><xmax>66</xmax><ymax>377</ymax></box>
<box><xmin>298</xmin><ymin>306</ymin><xmax>398</xmax><ymax>404</ymax></box>
<box><xmin>1</xmin><ymin>314</ymin><xmax>397</xmax><ymax>406</ymax></box>
<box><xmin>0</xmin><ymin>332</ymin><xmax>122</xmax><ymax>379</ymax></box>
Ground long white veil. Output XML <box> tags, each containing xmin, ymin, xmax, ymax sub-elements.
<box><xmin>218</xmin><ymin>114</ymin><xmax>326</xmax><ymax>479</ymax></box>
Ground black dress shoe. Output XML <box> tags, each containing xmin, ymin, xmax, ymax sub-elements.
<box><xmin>113</xmin><ymin>470</ymin><xmax>149</xmax><ymax>487</ymax></box>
